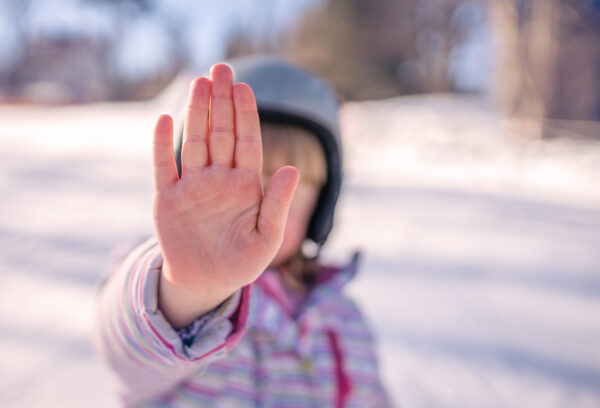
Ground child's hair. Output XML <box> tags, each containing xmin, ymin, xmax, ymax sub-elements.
<box><xmin>261</xmin><ymin>122</ymin><xmax>327</xmax><ymax>290</ymax></box>
<box><xmin>261</xmin><ymin>123</ymin><xmax>327</xmax><ymax>187</ymax></box>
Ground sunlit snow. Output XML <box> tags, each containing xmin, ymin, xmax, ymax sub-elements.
<box><xmin>1</xmin><ymin>86</ymin><xmax>599</xmax><ymax>407</ymax></box>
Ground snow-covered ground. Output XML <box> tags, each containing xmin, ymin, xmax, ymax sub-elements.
<box><xmin>1</xmin><ymin>90</ymin><xmax>599</xmax><ymax>407</ymax></box>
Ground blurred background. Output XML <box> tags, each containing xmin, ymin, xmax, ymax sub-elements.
<box><xmin>1</xmin><ymin>0</ymin><xmax>599</xmax><ymax>407</ymax></box>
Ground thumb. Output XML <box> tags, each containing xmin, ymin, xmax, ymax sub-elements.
<box><xmin>257</xmin><ymin>166</ymin><xmax>300</xmax><ymax>244</ymax></box>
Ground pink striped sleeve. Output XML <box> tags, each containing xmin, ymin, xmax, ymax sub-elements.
<box><xmin>92</xmin><ymin>238</ymin><xmax>250</xmax><ymax>406</ymax></box>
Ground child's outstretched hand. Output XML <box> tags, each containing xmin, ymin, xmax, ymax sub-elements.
<box><xmin>153</xmin><ymin>64</ymin><xmax>299</xmax><ymax>328</ymax></box>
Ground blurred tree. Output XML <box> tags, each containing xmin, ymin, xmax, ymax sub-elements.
<box><xmin>491</xmin><ymin>0</ymin><xmax>600</xmax><ymax>138</ymax></box>
<box><xmin>226</xmin><ymin>0</ymin><xmax>481</xmax><ymax>100</ymax></box>
<box><xmin>0</xmin><ymin>0</ymin><xmax>32</xmax><ymax>97</ymax></box>
<box><xmin>225</xmin><ymin>26</ymin><xmax>280</xmax><ymax>60</ymax></box>
<box><xmin>84</xmin><ymin>0</ymin><xmax>184</xmax><ymax>101</ymax></box>
<box><xmin>85</xmin><ymin>0</ymin><xmax>156</xmax><ymax>12</ymax></box>
<box><xmin>0</xmin><ymin>0</ymin><xmax>184</xmax><ymax>102</ymax></box>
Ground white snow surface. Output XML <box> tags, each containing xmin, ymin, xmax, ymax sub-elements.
<box><xmin>1</xmin><ymin>91</ymin><xmax>599</xmax><ymax>407</ymax></box>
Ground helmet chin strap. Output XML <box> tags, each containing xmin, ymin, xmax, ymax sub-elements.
<box><xmin>274</xmin><ymin>239</ymin><xmax>321</xmax><ymax>270</ymax></box>
<box><xmin>301</xmin><ymin>239</ymin><xmax>321</xmax><ymax>260</ymax></box>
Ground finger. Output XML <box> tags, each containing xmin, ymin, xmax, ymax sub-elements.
<box><xmin>153</xmin><ymin>114</ymin><xmax>179</xmax><ymax>192</ymax></box>
<box><xmin>182</xmin><ymin>77</ymin><xmax>210</xmax><ymax>174</ymax></box>
<box><xmin>233</xmin><ymin>82</ymin><xmax>262</xmax><ymax>173</ymax></box>
<box><xmin>257</xmin><ymin>166</ymin><xmax>300</xmax><ymax>244</ymax></box>
<box><xmin>208</xmin><ymin>63</ymin><xmax>235</xmax><ymax>167</ymax></box>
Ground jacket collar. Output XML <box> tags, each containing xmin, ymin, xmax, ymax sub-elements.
<box><xmin>247</xmin><ymin>252</ymin><xmax>361</xmax><ymax>350</ymax></box>
<box><xmin>256</xmin><ymin>251</ymin><xmax>360</xmax><ymax>315</ymax></box>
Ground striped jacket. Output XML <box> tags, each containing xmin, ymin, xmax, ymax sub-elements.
<box><xmin>93</xmin><ymin>238</ymin><xmax>390</xmax><ymax>407</ymax></box>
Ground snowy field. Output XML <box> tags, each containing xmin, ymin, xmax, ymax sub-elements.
<box><xmin>1</xmin><ymin>88</ymin><xmax>599</xmax><ymax>407</ymax></box>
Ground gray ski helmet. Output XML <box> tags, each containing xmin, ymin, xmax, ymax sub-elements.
<box><xmin>175</xmin><ymin>55</ymin><xmax>342</xmax><ymax>245</ymax></box>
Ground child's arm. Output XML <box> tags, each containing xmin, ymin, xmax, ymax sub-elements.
<box><xmin>93</xmin><ymin>237</ymin><xmax>251</xmax><ymax>405</ymax></box>
<box><xmin>94</xmin><ymin>64</ymin><xmax>298</xmax><ymax>404</ymax></box>
<box><xmin>153</xmin><ymin>63</ymin><xmax>298</xmax><ymax>329</ymax></box>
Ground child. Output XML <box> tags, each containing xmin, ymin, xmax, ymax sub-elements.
<box><xmin>94</xmin><ymin>56</ymin><xmax>390</xmax><ymax>407</ymax></box>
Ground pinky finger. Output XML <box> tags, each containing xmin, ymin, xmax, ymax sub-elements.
<box><xmin>153</xmin><ymin>115</ymin><xmax>179</xmax><ymax>192</ymax></box>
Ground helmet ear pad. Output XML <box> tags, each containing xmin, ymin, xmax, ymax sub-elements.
<box><xmin>256</xmin><ymin>110</ymin><xmax>342</xmax><ymax>246</ymax></box>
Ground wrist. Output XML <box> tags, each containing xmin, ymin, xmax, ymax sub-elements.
<box><xmin>158</xmin><ymin>261</ymin><xmax>234</xmax><ymax>329</ymax></box>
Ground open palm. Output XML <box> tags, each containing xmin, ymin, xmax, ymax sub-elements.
<box><xmin>152</xmin><ymin>64</ymin><xmax>298</xmax><ymax>320</ymax></box>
